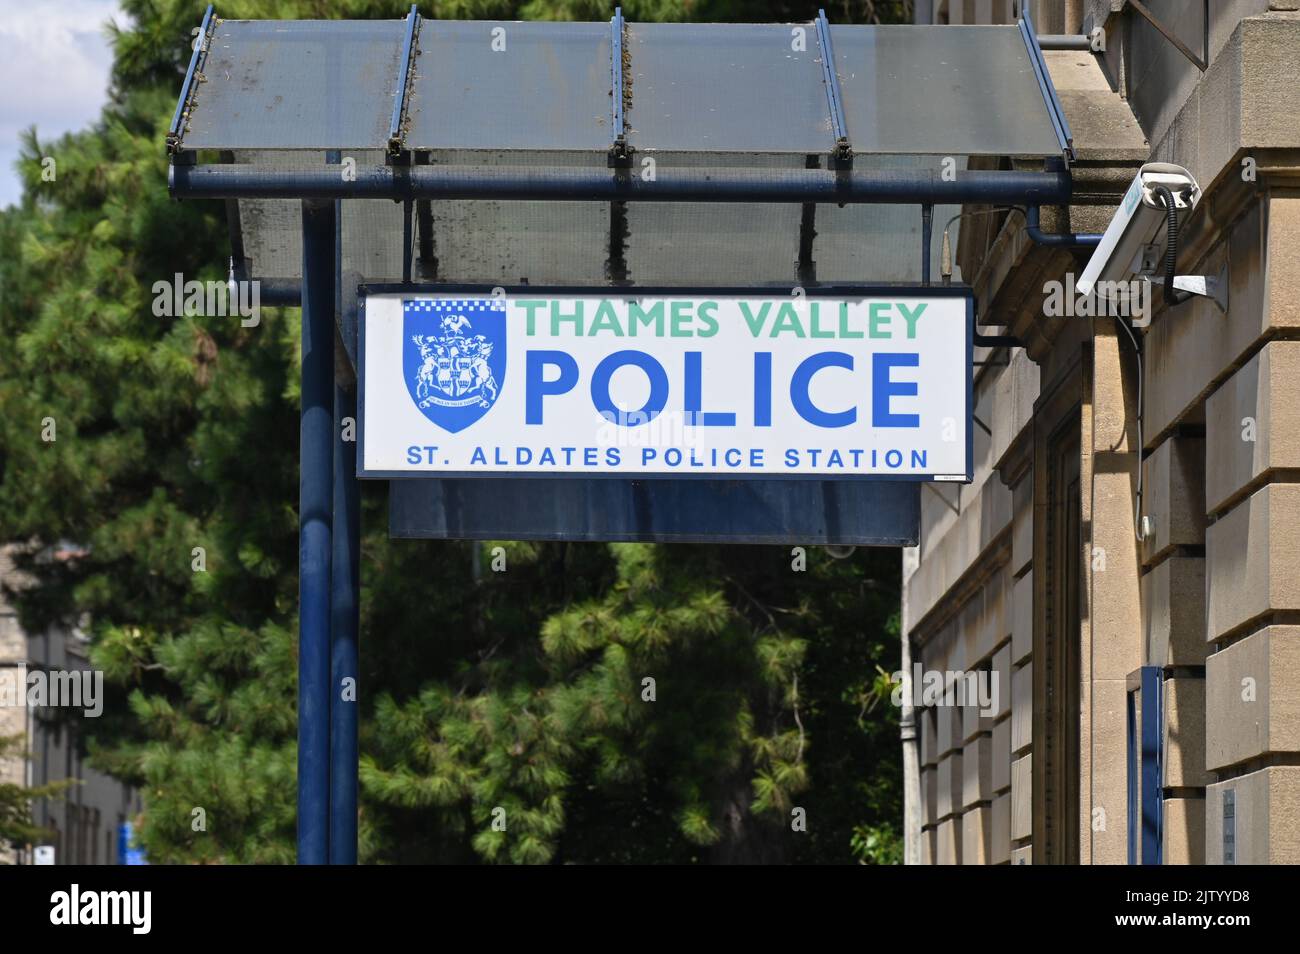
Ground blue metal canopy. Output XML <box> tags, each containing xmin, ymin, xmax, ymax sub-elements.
<box><xmin>169</xmin><ymin>7</ymin><xmax>1080</xmax><ymax>337</ymax></box>
<box><xmin>171</xmin><ymin>10</ymin><xmax>1072</xmax><ymax>159</ymax></box>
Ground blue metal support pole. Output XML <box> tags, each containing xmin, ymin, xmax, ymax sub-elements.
<box><xmin>1127</xmin><ymin>685</ymin><xmax>1138</xmax><ymax>865</ymax></box>
<box><xmin>327</xmin><ymin>141</ymin><xmax>359</xmax><ymax>864</ymax></box>
<box><xmin>1140</xmin><ymin>665</ymin><xmax>1163</xmax><ymax>864</ymax></box>
<box><xmin>298</xmin><ymin>198</ymin><xmax>335</xmax><ymax>865</ymax></box>
<box><xmin>329</xmin><ymin>379</ymin><xmax>360</xmax><ymax>864</ymax></box>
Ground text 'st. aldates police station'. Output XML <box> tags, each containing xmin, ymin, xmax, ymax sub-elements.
<box><xmin>359</xmin><ymin>293</ymin><xmax>970</xmax><ymax>480</ymax></box>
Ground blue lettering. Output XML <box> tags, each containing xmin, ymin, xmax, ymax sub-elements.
<box><xmin>754</xmin><ymin>353</ymin><xmax>772</xmax><ymax>427</ymax></box>
<box><xmin>790</xmin><ymin>352</ymin><xmax>856</xmax><ymax>428</ymax></box>
<box><xmin>526</xmin><ymin>350</ymin><xmax>579</xmax><ymax>425</ymax></box>
<box><xmin>872</xmin><ymin>353</ymin><xmax>920</xmax><ymax>428</ymax></box>
<box><xmin>683</xmin><ymin>352</ymin><xmax>736</xmax><ymax>426</ymax></box>
<box><xmin>590</xmin><ymin>350</ymin><xmax>668</xmax><ymax>426</ymax></box>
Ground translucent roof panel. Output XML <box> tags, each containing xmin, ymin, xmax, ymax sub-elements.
<box><xmin>813</xmin><ymin>156</ymin><xmax>964</xmax><ymax>283</ymax></box>
<box><xmin>183</xmin><ymin>19</ymin><xmax>408</xmax><ymax>151</ymax></box>
<box><xmin>407</xmin><ymin>21</ymin><xmax>613</xmax><ymax>152</ymax></box>
<box><xmin>231</xmin><ymin>150</ymin><xmax>611</xmax><ymax>280</ymax></box>
<box><xmin>177</xmin><ymin>17</ymin><xmax>1068</xmax><ymax>160</ymax></box>
<box><xmin>829</xmin><ymin>25</ymin><xmax>1064</xmax><ymax>157</ymax></box>
<box><xmin>624</xmin><ymin>23</ymin><xmax>832</xmax><ymax>154</ymax></box>
<box><xmin>621</xmin><ymin>153</ymin><xmax>802</xmax><ymax>284</ymax></box>
<box><xmin>231</xmin><ymin>154</ymin><xmax>962</xmax><ymax>289</ymax></box>
<box><xmin>395</xmin><ymin>151</ymin><xmax>611</xmax><ymax>286</ymax></box>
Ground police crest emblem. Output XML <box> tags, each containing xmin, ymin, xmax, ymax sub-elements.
<box><xmin>402</xmin><ymin>298</ymin><xmax>506</xmax><ymax>433</ymax></box>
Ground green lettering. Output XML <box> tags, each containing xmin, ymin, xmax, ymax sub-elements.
<box><xmin>588</xmin><ymin>300</ymin><xmax>625</xmax><ymax>336</ymax></box>
<box><xmin>628</xmin><ymin>301</ymin><xmax>664</xmax><ymax>336</ymax></box>
<box><xmin>671</xmin><ymin>300</ymin><xmax>694</xmax><ymax>337</ymax></box>
<box><xmin>869</xmin><ymin>302</ymin><xmax>892</xmax><ymax>338</ymax></box>
<box><xmin>809</xmin><ymin>302</ymin><xmax>833</xmax><ymax>338</ymax></box>
<box><xmin>518</xmin><ymin>300</ymin><xmax>546</xmax><ymax>336</ymax></box>
<box><xmin>770</xmin><ymin>303</ymin><xmax>806</xmax><ymax>338</ymax></box>
<box><xmin>838</xmin><ymin>302</ymin><xmax>863</xmax><ymax>338</ymax></box>
<box><xmin>898</xmin><ymin>302</ymin><xmax>928</xmax><ymax>338</ymax></box>
<box><xmin>551</xmin><ymin>300</ymin><xmax>583</xmax><ymax>336</ymax></box>
<box><xmin>739</xmin><ymin>301</ymin><xmax>771</xmax><ymax>337</ymax></box>
<box><xmin>696</xmin><ymin>301</ymin><xmax>719</xmax><ymax>337</ymax></box>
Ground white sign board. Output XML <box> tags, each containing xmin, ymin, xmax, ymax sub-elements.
<box><xmin>359</xmin><ymin>289</ymin><xmax>971</xmax><ymax>480</ymax></box>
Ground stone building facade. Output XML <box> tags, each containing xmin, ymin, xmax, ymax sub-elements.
<box><xmin>904</xmin><ymin>0</ymin><xmax>1300</xmax><ymax>863</ymax></box>
<box><xmin>0</xmin><ymin>545</ymin><xmax>141</xmax><ymax>865</ymax></box>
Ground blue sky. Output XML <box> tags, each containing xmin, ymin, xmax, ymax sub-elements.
<box><xmin>0</xmin><ymin>1</ymin><xmax>124</xmax><ymax>208</ymax></box>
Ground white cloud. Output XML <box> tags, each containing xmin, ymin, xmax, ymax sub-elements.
<box><xmin>0</xmin><ymin>1</ymin><xmax>127</xmax><ymax>207</ymax></box>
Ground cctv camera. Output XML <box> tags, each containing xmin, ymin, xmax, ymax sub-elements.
<box><xmin>1076</xmin><ymin>163</ymin><xmax>1201</xmax><ymax>300</ymax></box>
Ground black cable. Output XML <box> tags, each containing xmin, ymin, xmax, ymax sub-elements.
<box><xmin>1153</xmin><ymin>184</ymin><xmax>1193</xmax><ymax>307</ymax></box>
<box><xmin>1114</xmin><ymin>317</ymin><xmax>1146</xmax><ymax>542</ymax></box>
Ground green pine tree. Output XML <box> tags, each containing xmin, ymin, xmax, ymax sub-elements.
<box><xmin>0</xmin><ymin>735</ymin><xmax>75</xmax><ymax>855</ymax></box>
<box><xmin>0</xmin><ymin>0</ymin><xmax>905</xmax><ymax>864</ymax></box>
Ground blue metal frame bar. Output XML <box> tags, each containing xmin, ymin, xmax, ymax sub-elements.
<box><xmin>1126</xmin><ymin>666</ymin><xmax>1164</xmax><ymax>865</ymax></box>
<box><xmin>329</xmin><ymin>379</ymin><xmax>360</xmax><ymax>864</ymax></box>
<box><xmin>171</xmin><ymin>163</ymin><xmax>1072</xmax><ymax>205</ymax></box>
<box><xmin>1039</xmin><ymin>34</ymin><xmax>1092</xmax><ymax>51</ymax></box>
<box><xmin>1018</xmin><ymin>10</ymin><xmax>1075</xmax><ymax>162</ymax></box>
<box><xmin>1126</xmin><ymin>681</ymin><xmax>1139</xmax><ymax>865</ymax></box>
<box><xmin>402</xmin><ymin>198</ymin><xmax>414</xmax><ymax>282</ymax></box>
<box><xmin>610</xmin><ymin>7</ymin><xmax>629</xmax><ymax>163</ymax></box>
<box><xmin>1024</xmin><ymin>205</ymin><xmax>1102</xmax><ymax>247</ymax></box>
<box><xmin>167</xmin><ymin>4</ymin><xmax>215</xmax><ymax>154</ymax></box>
<box><xmin>814</xmin><ymin>10</ymin><xmax>851</xmax><ymax>167</ymax></box>
<box><xmin>1141</xmin><ymin>665</ymin><xmax>1163</xmax><ymax>864</ymax></box>
<box><xmin>298</xmin><ymin>199</ymin><xmax>336</xmax><ymax>865</ymax></box>
<box><xmin>387</xmin><ymin>5</ymin><xmax>420</xmax><ymax>158</ymax></box>
<box><xmin>326</xmin><ymin>149</ymin><xmax>358</xmax><ymax>865</ymax></box>
<box><xmin>257</xmin><ymin>279</ymin><xmax>302</xmax><ymax>306</ymax></box>
<box><xmin>921</xmin><ymin>204</ymin><xmax>933</xmax><ymax>285</ymax></box>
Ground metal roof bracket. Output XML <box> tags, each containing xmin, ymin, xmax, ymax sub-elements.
<box><xmin>167</xmin><ymin>4</ymin><xmax>217</xmax><ymax>156</ymax></box>
<box><xmin>386</xmin><ymin>5</ymin><xmax>421</xmax><ymax>161</ymax></box>
<box><xmin>814</xmin><ymin>10</ymin><xmax>852</xmax><ymax>170</ymax></box>
<box><xmin>1018</xmin><ymin>9</ymin><xmax>1076</xmax><ymax>163</ymax></box>
<box><xmin>608</xmin><ymin>7</ymin><xmax>633</xmax><ymax>169</ymax></box>
<box><xmin>1128</xmin><ymin>0</ymin><xmax>1209</xmax><ymax>72</ymax></box>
